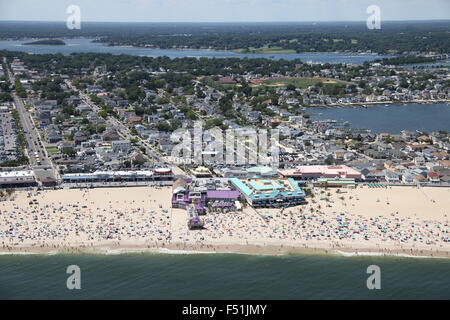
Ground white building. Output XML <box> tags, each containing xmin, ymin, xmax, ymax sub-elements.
<box><xmin>111</xmin><ymin>140</ymin><xmax>131</xmax><ymax>154</ymax></box>
<box><xmin>0</xmin><ymin>171</ymin><xmax>37</xmax><ymax>187</ymax></box>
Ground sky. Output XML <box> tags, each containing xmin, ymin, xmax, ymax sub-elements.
<box><xmin>0</xmin><ymin>0</ymin><xmax>449</xmax><ymax>22</ymax></box>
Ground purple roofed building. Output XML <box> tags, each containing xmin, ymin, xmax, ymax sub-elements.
<box><xmin>206</xmin><ymin>190</ymin><xmax>241</xmax><ymax>200</ymax></box>
<box><xmin>173</xmin><ymin>187</ymin><xmax>241</xmax><ymax>213</ymax></box>
<box><xmin>206</xmin><ymin>190</ymin><xmax>241</xmax><ymax>212</ymax></box>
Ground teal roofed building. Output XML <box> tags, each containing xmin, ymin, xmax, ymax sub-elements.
<box><xmin>229</xmin><ymin>178</ymin><xmax>306</xmax><ymax>208</ymax></box>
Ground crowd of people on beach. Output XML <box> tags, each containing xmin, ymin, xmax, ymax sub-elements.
<box><xmin>193</xmin><ymin>207</ymin><xmax>449</xmax><ymax>249</ymax></box>
<box><xmin>0</xmin><ymin>189</ymin><xmax>173</xmax><ymax>250</ymax></box>
<box><xmin>0</xmin><ymin>188</ymin><xmax>448</xmax><ymax>255</ymax></box>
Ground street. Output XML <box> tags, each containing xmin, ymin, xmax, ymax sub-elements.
<box><xmin>4</xmin><ymin>57</ymin><xmax>59</xmax><ymax>184</ymax></box>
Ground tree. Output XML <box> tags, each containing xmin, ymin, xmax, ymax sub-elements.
<box><xmin>61</xmin><ymin>147</ymin><xmax>76</xmax><ymax>157</ymax></box>
<box><xmin>286</xmin><ymin>84</ymin><xmax>296</xmax><ymax>91</ymax></box>
<box><xmin>0</xmin><ymin>92</ymin><xmax>12</xmax><ymax>102</ymax></box>
<box><xmin>186</xmin><ymin>110</ymin><xmax>198</xmax><ymax>120</ymax></box>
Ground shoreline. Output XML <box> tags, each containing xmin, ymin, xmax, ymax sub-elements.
<box><xmin>0</xmin><ymin>38</ymin><xmax>392</xmax><ymax>56</ymax></box>
<box><xmin>1</xmin><ymin>241</ymin><xmax>449</xmax><ymax>259</ymax></box>
<box><xmin>305</xmin><ymin>99</ymin><xmax>450</xmax><ymax>108</ymax></box>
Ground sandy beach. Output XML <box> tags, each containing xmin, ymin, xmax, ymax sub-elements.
<box><xmin>0</xmin><ymin>186</ymin><xmax>449</xmax><ymax>258</ymax></box>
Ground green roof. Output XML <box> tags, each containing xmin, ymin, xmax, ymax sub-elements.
<box><xmin>318</xmin><ymin>178</ymin><xmax>355</xmax><ymax>184</ymax></box>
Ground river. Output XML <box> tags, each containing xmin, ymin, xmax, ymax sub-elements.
<box><xmin>308</xmin><ymin>102</ymin><xmax>450</xmax><ymax>133</ymax></box>
<box><xmin>0</xmin><ymin>38</ymin><xmax>391</xmax><ymax>64</ymax></box>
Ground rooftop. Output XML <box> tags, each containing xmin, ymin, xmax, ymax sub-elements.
<box><xmin>0</xmin><ymin>171</ymin><xmax>35</xmax><ymax>178</ymax></box>
<box><xmin>230</xmin><ymin>178</ymin><xmax>305</xmax><ymax>200</ymax></box>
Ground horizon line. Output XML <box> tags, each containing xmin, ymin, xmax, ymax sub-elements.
<box><xmin>1</xmin><ymin>18</ymin><xmax>449</xmax><ymax>24</ymax></box>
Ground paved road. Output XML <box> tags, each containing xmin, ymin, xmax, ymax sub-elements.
<box><xmin>4</xmin><ymin>57</ymin><xmax>59</xmax><ymax>183</ymax></box>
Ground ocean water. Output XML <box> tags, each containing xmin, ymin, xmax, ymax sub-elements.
<box><xmin>0</xmin><ymin>38</ymin><xmax>390</xmax><ymax>64</ymax></box>
<box><xmin>0</xmin><ymin>252</ymin><xmax>449</xmax><ymax>300</ymax></box>
<box><xmin>308</xmin><ymin>102</ymin><xmax>450</xmax><ymax>133</ymax></box>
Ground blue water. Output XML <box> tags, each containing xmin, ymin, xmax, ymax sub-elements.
<box><xmin>0</xmin><ymin>39</ymin><xmax>447</xmax><ymax>301</ymax></box>
<box><xmin>308</xmin><ymin>103</ymin><xmax>450</xmax><ymax>133</ymax></box>
<box><xmin>0</xmin><ymin>38</ymin><xmax>390</xmax><ymax>64</ymax></box>
<box><xmin>399</xmin><ymin>60</ymin><xmax>450</xmax><ymax>69</ymax></box>
<box><xmin>0</xmin><ymin>253</ymin><xmax>449</xmax><ymax>300</ymax></box>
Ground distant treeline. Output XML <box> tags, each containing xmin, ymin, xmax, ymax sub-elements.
<box><xmin>376</xmin><ymin>56</ymin><xmax>437</xmax><ymax>65</ymax></box>
<box><xmin>95</xmin><ymin>31</ymin><xmax>450</xmax><ymax>54</ymax></box>
<box><xmin>0</xmin><ymin>21</ymin><xmax>449</xmax><ymax>54</ymax></box>
<box><xmin>0</xmin><ymin>50</ymin><xmax>320</xmax><ymax>77</ymax></box>
<box><xmin>23</xmin><ymin>39</ymin><xmax>66</xmax><ymax>46</ymax></box>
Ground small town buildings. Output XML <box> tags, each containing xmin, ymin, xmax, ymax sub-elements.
<box><xmin>190</xmin><ymin>166</ymin><xmax>213</xmax><ymax>178</ymax></box>
<box><xmin>428</xmin><ymin>172</ymin><xmax>440</xmax><ymax>183</ymax></box>
<box><xmin>112</xmin><ymin>140</ymin><xmax>131</xmax><ymax>154</ymax></box>
<box><xmin>206</xmin><ymin>190</ymin><xmax>241</xmax><ymax>212</ymax></box>
<box><xmin>230</xmin><ymin>178</ymin><xmax>306</xmax><ymax>208</ymax></box>
<box><xmin>0</xmin><ymin>171</ymin><xmax>37</xmax><ymax>188</ymax></box>
<box><xmin>278</xmin><ymin>165</ymin><xmax>362</xmax><ymax>180</ymax></box>
<box><xmin>384</xmin><ymin>170</ymin><xmax>400</xmax><ymax>183</ymax></box>
<box><xmin>314</xmin><ymin>178</ymin><xmax>356</xmax><ymax>188</ymax></box>
<box><xmin>61</xmin><ymin>169</ymin><xmax>173</xmax><ymax>184</ymax></box>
